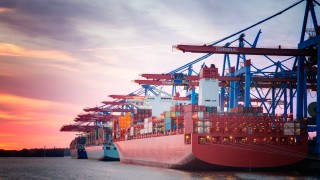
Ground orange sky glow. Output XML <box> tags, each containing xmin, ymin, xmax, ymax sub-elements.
<box><xmin>0</xmin><ymin>93</ymin><xmax>79</xmax><ymax>150</ymax></box>
<box><xmin>0</xmin><ymin>43</ymin><xmax>74</xmax><ymax>61</ymax></box>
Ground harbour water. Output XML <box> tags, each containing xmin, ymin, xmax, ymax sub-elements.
<box><xmin>0</xmin><ymin>157</ymin><xmax>319</xmax><ymax>180</ymax></box>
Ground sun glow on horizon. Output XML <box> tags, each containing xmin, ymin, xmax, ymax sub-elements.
<box><xmin>0</xmin><ymin>94</ymin><xmax>79</xmax><ymax>150</ymax></box>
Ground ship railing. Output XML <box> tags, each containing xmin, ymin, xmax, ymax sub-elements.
<box><xmin>123</xmin><ymin>128</ymin><xmax>185</xmax><ymax>141</ymax></box>
<box><xmin>196</xmin><ymin>134</ymin><xmax>305</xmax><ymax>146</ymax></box>
<box><xmin>190</xmin><ymin>116</ymin><xmax>306</xmax><ymax>138</ymax></box>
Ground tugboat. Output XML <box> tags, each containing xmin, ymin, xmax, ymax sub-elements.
<box><xmin>70</xmin><ymin>136</ymin><xmax>87</xmax><ymax>159</ymax></box>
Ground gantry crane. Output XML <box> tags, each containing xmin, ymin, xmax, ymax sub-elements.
<box><xmin>172</xmin><ymin>0</ymin><xmax>320</xmax><ymax>155</ymax></box>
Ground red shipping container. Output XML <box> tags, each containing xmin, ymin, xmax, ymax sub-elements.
<box><xmin>184</xmin><ymin>104</ymin><xmax>200</xmax><ymax>112</ymax></box>
<box><xmin>199</xmin><ymin>105</ymin><xmax>205</xmax><ymax>111</ymax></box>
<box><xmin>184</xmin><ymin>120</ymin><xmax>194</xmax><ymax>134</ymax></box>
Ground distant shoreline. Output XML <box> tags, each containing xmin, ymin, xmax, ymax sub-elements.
<box><xmin>0</xmin><ymin>148</ymin><xmax>70</xmax><ymax>157</ymax></box>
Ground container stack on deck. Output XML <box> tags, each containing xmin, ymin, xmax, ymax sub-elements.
<box><xmin>112</xmin><ymin>98</ymin><xmax>308</xmax><ymax>169</ymax></box>
<box><xmin>113</xmin><ymin>102</ymin><xmax>305</xmax><ymax>147</ymax></box>
<box><xmin>170</xmin><ymin>105</ymin><xmax>185</xmax><ymax>130</ymax></box>
<box><xmin>85</xmin><ymin>130</ymin><xmax>97</xmax><ymax>145</ymax></box>
<box><xmin>133</xmin><ymin>109</ymin><xmax>152</xmax><ymax>123</ymax></box>
<box><xmin>230</xmin><ymin>105</ymin><xmax>263</xmax><ymax>116</ymax></box>
<box><xmin>119</xmin><ymin>113</ymin><xmax>132</xmax><ymax>130</ymax></box>
<box><xmin>183</xmin><ymin>104</ymin><xmax>218</xmax><ymax>134</ymax></box>
<box><xmin>142</xmin><ymin>116</ymin><xmax>156</xmax><ymax>134</ymax></box>
<box><xmin>163</xmin><ymin>111</ymin><xmax>172</xmax><ymax>130</ymax></box>
<box><xmin>85</xmin><ymin>127</ymin><xmax>112</xmax><ymax>146</ymax></box>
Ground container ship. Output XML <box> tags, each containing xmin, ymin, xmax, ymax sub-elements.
<box><xmin>70</xmin><ymin>136</ymin><xmax>87</xmax><ymax>159</ymax></box>
<box><xmin>112</xmin><ymin>65</ymin><xmax>308</xmax><ymax>170</ymax></box>
<box><xmin>85</xmin><ymin>126</ymin><xmax>119</xmax><ymax>161</ymax></box>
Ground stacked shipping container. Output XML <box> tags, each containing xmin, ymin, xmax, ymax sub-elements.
<box><xmin>133</xmin><ymin>109</ymin><xmax>152</xmax><ymax>123</ymax></box>
<box><xmin>160</xmin><ymin>105</ymin><xmax>185</xmax><ymax>131</ymax></box>
<box><xmin>119</xmin><ymin>113</ymin><xmax>132</xmax><ymax>129</ymax></box>
<box><xmin>184</xmin><ymin>104</ymin><xmax>218</xmax><ymax>134</ymax></box>
<box><xmin>113</xmin><ymin>103</ymin><xmax>305</xmax><ymax>147</ymax></box>
<box><xmin>230</xmin><ymin>106</ymin><xmax>263</xmax><ymax>115</ymax></box>
<box><xmin>85</xmin><ymin>127</ymin><xmax>113</xmax><ymax>145</ymax></box>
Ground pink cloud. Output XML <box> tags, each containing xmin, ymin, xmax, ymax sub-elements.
<box><xmin>0</xmin><ymin>7</ymin><xmax>14</xmax><ymax>13</ymax></box>
<box><xmin>0</xmin><ymin>43</ymin><xmax>74</xmax><ymax>61</ymax></box>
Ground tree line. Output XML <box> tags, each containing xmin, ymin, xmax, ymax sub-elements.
<box><xmin>0</xmin><ymin>148</ymin><xmax>70</xmax><ymax>157</ymax></box>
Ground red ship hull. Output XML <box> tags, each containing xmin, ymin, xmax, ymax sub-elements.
<box><xmin>114</xmin><ymin>133</ymin><xmax>308</xmax><ymax>170</ymax></box>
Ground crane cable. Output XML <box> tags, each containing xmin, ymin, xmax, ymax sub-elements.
<box><xmin>205</xmin><ymin>0</ymin><xmax>305</xmax><ymax>46</ymax></box>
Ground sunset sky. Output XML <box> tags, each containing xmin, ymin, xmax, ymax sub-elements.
<box><xmin>0</xmin><ymin>0</ymin><xmax>317</xmax><ymax>150</ymax></box>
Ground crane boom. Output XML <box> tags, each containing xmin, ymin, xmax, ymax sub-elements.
<box><xmin>175</xmin><ymin>45</ymin><xmax>316</xmax><ymax>56</ymax></box>
<box><xmin>60</xmin><ymin>124</ymin><xmax>100</xmax><ymax>132</ymax></box>
<box><xmin>141</xmin><ymin>74</ymin><xmax>172</xmax><ymax>79</ymax></box>
<box><xmin>102</xmin><ymin>101</ymin><xmax>127</xmax><ymax>105</ymax></box>
<box><xmin>99</xmin><ymin>108</ymin><xmax>135</xmax><ymax>112</ymax></box>
<box><xmin>109</xmin><ymin>95</ymin><xmax>146</xmax><ymax>99</ymax></box>
<box><xmin>135</xmin><ymin>76</ymin><xmax>316</xmax><ymax>90</ymax></box>
<box><xmin>137</xmin><ymin>74</ymin><xmax>316</xmax><ymax>84</ymax></box>
<box><xmin>134</xmin><ymin>80</ymin><xmax>199</xmax><ymax>86</ymax></box>
<box><xmin>83</xmin><ymin>107</ymin><xmax>101</xmax><ymax>112</ymax></box>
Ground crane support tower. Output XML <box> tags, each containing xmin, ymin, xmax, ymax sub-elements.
<box><xmin>174</xmin><ymin>0</ymin><xmax>320</xmax><ymax>155</ymax></box>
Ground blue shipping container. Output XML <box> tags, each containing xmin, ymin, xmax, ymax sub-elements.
<box><xmin>165</xmin><ymin>117</ymin><xmax>171</xmax><ymax>124</ymax></box>
<box><xmin>172</xmin><ymin>124</ymin><xmax>177</xmax><ymax>130</ymax></box>
<box><xmin>165</xmin><ymin>123</ymin><xmax>171</xmax><ymax>130</ymax></box>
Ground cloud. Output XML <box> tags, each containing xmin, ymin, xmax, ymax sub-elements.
<box><xmin>0</xmin><ymin>112</ymin><xmax>30</xmax><ymax>121</ymax></box>
<box><xmin>77</xmin><ymin>45</ymin><xmax>160</xmax><ymax>52</ymax></box>
<box><xmin>0</xmin><ymin>0</ymin><xmax>209</xmax><ymax>51</ymax></box>
<box><xmin>0</xmin><ymin>134</ymin><xmax>16</xmax><ymax>137</ymax></box>
<box><xmin>0</xmin><ymin>0</ymin><xmax>87</xmax><ymax>46</ymax></box>
<box><xmin>0</xmin><ymin>93</ymin><xmax>79</xmax><ymax>150</ymax></box>
<box><xmin>0</xmin><ymin>143</ymin><xmax>18</xmax><ymax>149</ymax></box>
<box><xmin>0</xmin><ymin>43</ymin><xmax>74</xmax><ymax>61</ymax></box>
<box><xmin>0</xmin><ymin>132</ymin><xmax>75</xmax><ymax>150</ymax></box>
<box><xmin>0</xmin><ymin>96</ymin><xmax>78</xmax><ymax>150</ymax></box>
<box><xmin>0</xmin><ymin>7</ymin><xmax>14</xmax><ymax>13</ymax></box>
<box><xmin>0</xmin><ymin>55</ymin><xmax>95</xmax><ymax>104</ymax></box>
<box><xmin>0</xmin><ymin>93</ymin><xmax>57</xmax><ymax>108</ymax></box>
<box><xmin>0</xmin><ymin>93</ymin><xmax>80</xmax><ymax>124</ymax></box>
